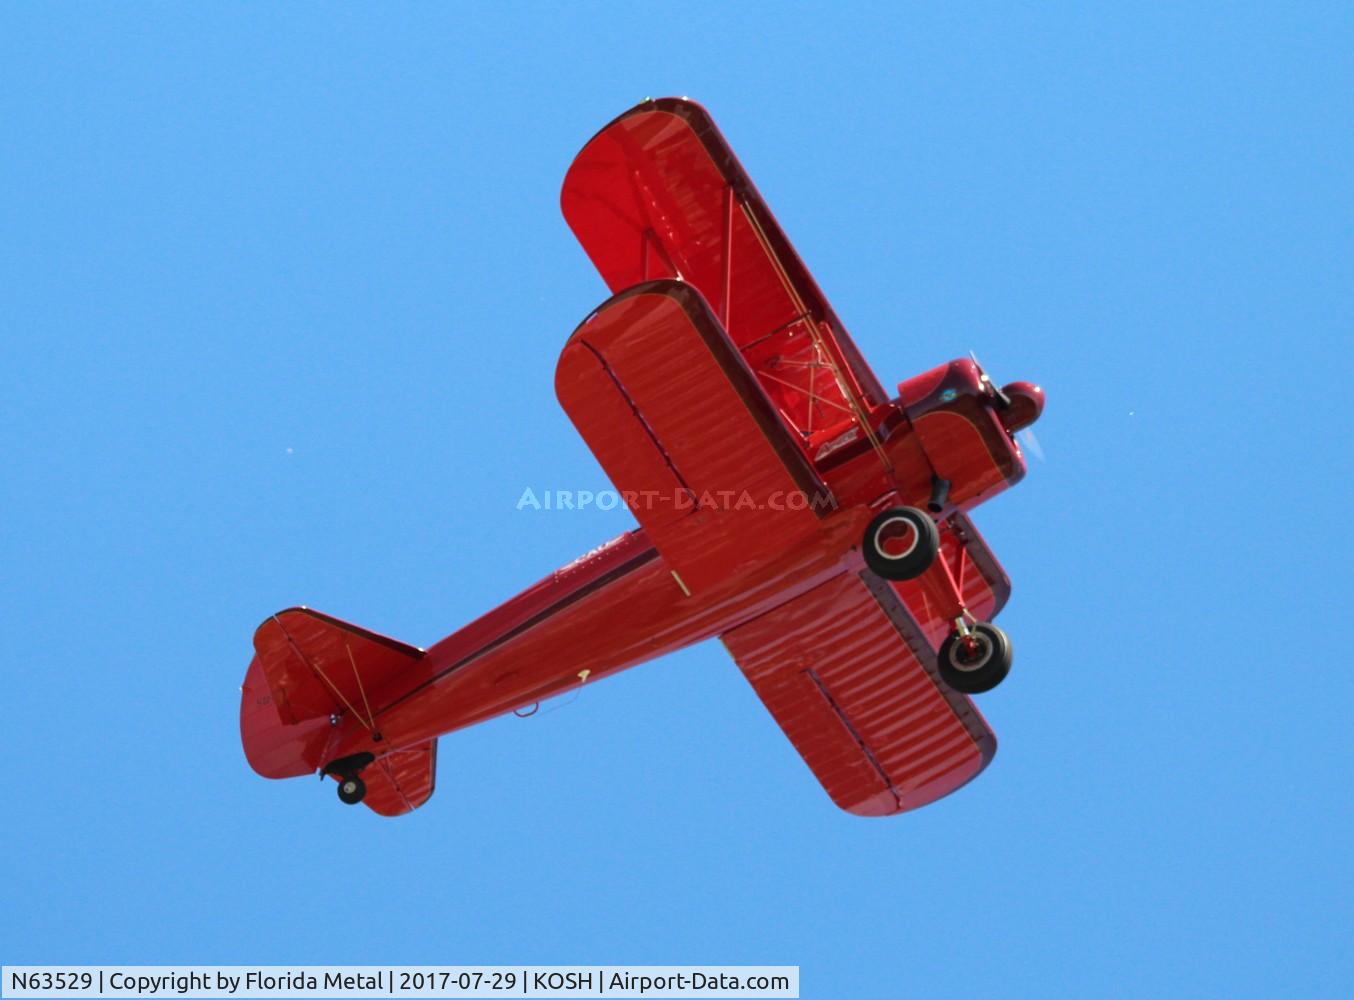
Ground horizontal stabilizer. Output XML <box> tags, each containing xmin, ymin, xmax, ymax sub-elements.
<box><xmin>253</xmin><ymin>608</ymin><xmax>425</xmax><ymax>725</ymax></box>
<box><xmin>353</xmin><ymin>739</ymin><xmax>438</xmax><ymax>817</ymax></box>
<box><xmin>242</xmin><ymin>609</ymin><xmax>436</xmax><ymax>814</ymax></box>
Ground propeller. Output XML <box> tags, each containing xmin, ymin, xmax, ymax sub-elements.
<box><xmin>969</xmin><ymin>350</ymin><xmax>1046</xmax><ymax>462</ymax></box>
<box><xmin>1019</xmin><ymin>426</ymin><xmax>1046</xmax><ymax>462</ymax></box>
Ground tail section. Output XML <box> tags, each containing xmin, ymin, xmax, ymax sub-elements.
<box><xmin>251</xmin><ymin>607</ymin><xmax>425</xmax><ymax>725</ymax></box>
<box><xmin>241</xmin><ymin>653</ymin><xmax>332</xmax><ymax>778</ymax></box>
<box><xmin>240</xmin><ymin>607</ymin><xmax>437</xmax><ymax>816</ymax></box>
<box><xmin>353</xmin><ymin>739</ymin><xmax>438</xmax><ymax>817</ymax></box>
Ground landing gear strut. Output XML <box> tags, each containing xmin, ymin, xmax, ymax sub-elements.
<box><xmin>863</xmin><ymin>503</ymin><xmax>1013</xmax><ymax>694</ymax></box>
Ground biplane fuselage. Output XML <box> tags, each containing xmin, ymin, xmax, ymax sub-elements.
<box><xmin>242</xmin><ymin>99</ymin><xmax>1043</xmax><ymax>818</ymax></box>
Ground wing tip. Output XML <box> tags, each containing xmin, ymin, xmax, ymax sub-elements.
<box><xmin>560</xmin><ymin>97</ymin><xmax>716</xmax><ymax>223</ymax></box>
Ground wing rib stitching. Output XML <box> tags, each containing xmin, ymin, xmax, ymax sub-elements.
<box><xmin>803</xmin><ymin>667</ymin><xmax>902</xmax><ymax>811</ymax></box>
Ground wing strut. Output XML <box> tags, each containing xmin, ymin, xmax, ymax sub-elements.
<box><xmin>345</xmin><ymin>643</ymin><xmax>378</xmax><ymax>731</ymax></box>
<box><xmin>739</xmin><ymin>198</ymin><xmax>893</xmax><ymax>472</ymax></box>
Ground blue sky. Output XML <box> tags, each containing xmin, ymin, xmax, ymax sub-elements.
<box><xmin>3</xmin><ymin>4</ymin><xmax>1351</xmax><ymax>997</ymax></box>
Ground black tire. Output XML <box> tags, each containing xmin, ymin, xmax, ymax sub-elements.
<box><xmin>938</xmin><ymin>623</ymin><xmax>1012</xmax><ymax>694</ymax></box>
<box><xmin>337</xmin><ymin>775</ymin><xmax>366</xmax><ymax>805</ymax></box>
<box><xmin>863</xmin><ymin>506</ymin><xmax>940</xmax><ymax>581</ymax></box>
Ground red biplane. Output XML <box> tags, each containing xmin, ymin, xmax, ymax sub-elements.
<box><xmin>240</xmin><ymin>99</ymin><xmax>1044</xmax><ymax>818</ymax></box>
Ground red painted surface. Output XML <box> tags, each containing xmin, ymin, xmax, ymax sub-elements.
<box><xmin>239</xmin><ymin>98</ymin><xmax>1042</xmax><ymax>818</ymax></box>
<box><xmin>724</xmin><ymin>572</ymin><xmax>994</xmax><ymax>816</ymax></box>
<box><xmin>557</xmin><ymin>281</ymin><xmax>830</xmax><ymax>593</ymax></box>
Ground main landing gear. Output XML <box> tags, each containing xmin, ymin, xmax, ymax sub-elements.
<box><xmin>863</xmin><ymin>505</ymin><xmax>1013</xmax><ymax>694</ymax></box>
<box><xmin>863</xmin><ymin>506</ymin><xmax>939</xmax><ymax>581</ymax></box>
<box><xmin>938</xmin><ymin>620</ymin><xmax>1011</xmax><ymax>694</ymax></box>
<box><xmin>321</xmin><ymin>752</ymin><xmax>375</xmax><ymax>806</ymax></box>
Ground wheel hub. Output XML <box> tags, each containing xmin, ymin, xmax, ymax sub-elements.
<box><xmin>952</xmin><ymin>634</ymin><xmax>993</xmax><ymax>672</ymax></box>
<box><xmin>874</xmin><ymin>517</ymin><xmax>919</xmax><ymax>559</ymax></box>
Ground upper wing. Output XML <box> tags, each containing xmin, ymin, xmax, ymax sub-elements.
<box><xmin>556</xmin><ymin>280</ymin><xmax>831</xmax><ymax>594</ymax></box>
<box><xmin>722</xmin><ymin>520</ymin><xmax>1007</xmax><ymax>816</ymax></box>
<box><xmin>561</xmin><ymin>98</ymin><xmax>887</xmax><ymax>445</ymax></box>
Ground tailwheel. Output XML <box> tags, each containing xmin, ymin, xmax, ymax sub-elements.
<box><xmin>337</xmin><ymin>775</ymin><xmax>367</xmax><ymax>805</ymax></box>
<box><xmin>938</xmin><ymin>622</ymin><xmax>1012</xmax><ymax>694</ymax></box>
<box><xmin>863</xmin><ymin>506</ymin><xmax>940</xmax><ymax>581</ymax></box>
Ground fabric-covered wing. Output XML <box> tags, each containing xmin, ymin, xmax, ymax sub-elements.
<box><xmin>556</xmin><ymin>280</ymin><xmax>831</xmax><ymax>595</ymax></box>
<box><xmin>722</xmin><ymin>572</ymin><xmax>996</xmax><ymax>816</ymax></box>
<box><xmin>561</xmin><ymin>97</ymin><xmax>886</xmax><ymax>442</ymax></box>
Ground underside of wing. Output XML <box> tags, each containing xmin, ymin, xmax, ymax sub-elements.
<box><xmin>562</xmin><ymin>98</ymin><xmax>888</xmax><ymax>451</ymax></box>
<box><xmin>556</xmin><ymin>280</ymin><xmax>831</xmax><ymax>594</ymax></box>
<box><xmin>722</xmin><ymin>572</ymin><xmax>996</xmax><ymax>816</ymax></box>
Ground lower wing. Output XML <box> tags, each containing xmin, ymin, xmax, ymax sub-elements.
<box><xmin>722</xmin><ymin>562</ymin><xmax>999</xmax><ymax>817</ymax></box>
